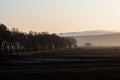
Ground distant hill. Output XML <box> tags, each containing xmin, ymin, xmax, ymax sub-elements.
<box><xmin>75</xmin><ymin>33</ymin><xmax>120</xmax><ymax>47</ymax></box>
<box><xmin>58</xmin><ymin>30</ymin><xmax>120</xmax><ymax>47</ymax></box>
<box><xmin>58</xmin><ymin>30</ymin><xmax>117</xmax><ymax>37</ymax></box>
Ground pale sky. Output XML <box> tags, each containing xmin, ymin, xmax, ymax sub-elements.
<box><xmin>1</xmin><ymin>0</ymin><xmax>120</xmax><ymax>33</ymax></box>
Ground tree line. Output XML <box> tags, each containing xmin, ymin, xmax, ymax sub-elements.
<box><xmin>0</xmin><ymin>24</ymin><xmax>77</xmax><ymax>55</ymax></box>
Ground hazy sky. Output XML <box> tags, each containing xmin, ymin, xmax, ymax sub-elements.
<box><xmin>1</xmin><ymin>0</ymin><xmax>120</xmax><ymax>33</ymax></box>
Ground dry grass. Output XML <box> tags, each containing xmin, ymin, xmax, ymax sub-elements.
<box><xmin>31</xmin><ymin>47</ymin><xmax>120</xmax><ymax>59</ymax></box>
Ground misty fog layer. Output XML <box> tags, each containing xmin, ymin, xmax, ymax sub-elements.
<box><xmin>75</xmin><ymin>33</ymin><xmax>120</xmax><ymax>47</ymax></box>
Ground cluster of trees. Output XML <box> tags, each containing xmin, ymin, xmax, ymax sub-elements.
<box><xmin>0</xmin><ymin>24</ymin><xmax>77</xmax><ymax>55</ymax></box>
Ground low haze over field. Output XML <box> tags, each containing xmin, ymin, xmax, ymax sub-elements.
<box><xmin>58</xmin><ymin>30</ymin><xmax>120</xmax><ymax>47</ymax></box>
<box><xmin>1</xmin><ymin>0</ymin><xmax>120</xmax><ymax>33</ymax></box>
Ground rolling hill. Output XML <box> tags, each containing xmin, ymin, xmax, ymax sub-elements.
<box><xmin>58</xmin><ymin>30</ymin><xmax>116</xmax><ymax>37</ymax></box>
<box><xmin>58</xmin><ymin>30</ymin><xmax>120</xmax><ymax>47</ymax></box>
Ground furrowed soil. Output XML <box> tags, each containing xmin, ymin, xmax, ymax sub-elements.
<box><xmin>1</xmin><ymin>47</ymin><xmax>120</xmax><ymax>80</ymax></box>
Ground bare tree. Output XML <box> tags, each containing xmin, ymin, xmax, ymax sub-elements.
<box><xmin>0</xmin><ymin>24</ymin><xmax>77</xmax><ymax>56</ymax></box>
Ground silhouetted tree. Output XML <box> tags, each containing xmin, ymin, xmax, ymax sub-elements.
<box><xmin>0</xmin><ymin>24</ymin><xmax>77</xmax><ymax>55</ymax></box>
<box><xmin>0</xmin><ymin>24</ymin><xmax>11</xmax><ymax>55</ymax></box>
<box><xmin>85</xmin><ymin>42</ymin><xmax>92</xmax><ymax>47</ymax></box>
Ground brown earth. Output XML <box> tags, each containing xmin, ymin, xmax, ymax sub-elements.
<box><xmin>1</xmin><ymin>47</ymin><xmax>120</xmax><ymax>80</ymax></box>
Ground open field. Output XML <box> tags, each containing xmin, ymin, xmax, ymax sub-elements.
<box><xmin>31</xmin><ymin>47</ymin><xmax>120</xmax><ymax>58</ymax></box>
<box><xmin>1</xmin><ymin>47</ymin><xmax>120</xmax><ymax>80</ymax></box>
